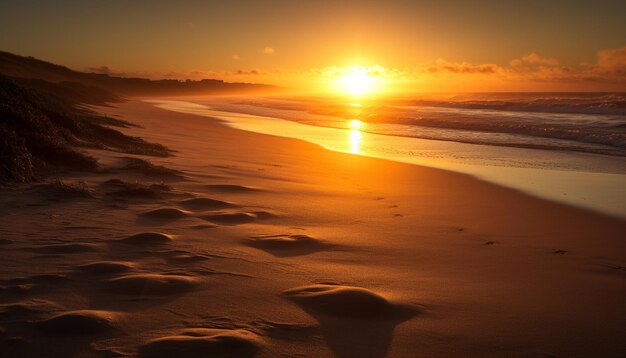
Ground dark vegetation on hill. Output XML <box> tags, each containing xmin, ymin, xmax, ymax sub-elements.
<box><xmin>0</xmin><ymin>50</ymin><xmax>277</xmax><ymax>96</ymax></box>
<box><xmin>0</xmin><ymin>49</ymin><xmax>278</xmax><ymax>184</ymax></box>
<box><xmin>0</xmin><ymin>75</ymin><xmax>169</xmax><ymax>183</ymax></box>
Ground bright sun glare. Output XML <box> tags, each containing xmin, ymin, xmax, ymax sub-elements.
<box><xmin>338</xmin><ymin>67</ymin><xmax>374</xmax><ymax>96</ymax></box>
<box><xmin>348</xmin><ymin>119</ymin><xmax>362</xmax><ymax>130</ymax></box>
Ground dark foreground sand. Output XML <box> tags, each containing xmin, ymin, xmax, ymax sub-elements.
<box><xmin>0</xmin><ymin>99</ymin><xmax>625</xmax><ymax>357</ymax></box>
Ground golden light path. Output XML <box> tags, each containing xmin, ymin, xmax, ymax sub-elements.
<box><xmin>347</xmin><ymin>119</ymin><xmax>363</xmax><ymax>153</ymax></box>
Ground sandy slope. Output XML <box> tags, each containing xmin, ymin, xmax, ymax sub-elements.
<box><xmin>0</xmin><ymin>99</ymin><xmax>625</xmax><ymax>358</ymax></box>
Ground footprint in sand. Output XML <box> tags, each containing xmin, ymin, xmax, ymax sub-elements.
<box><xmin>199</xmin><ymin>212</ymin><xmax>257</xmax><ymax>226</ymax></box>
<box><xmin>137</xmin><ymin>328</ymin><xmax>262</xmax><ymax>358</ymax></box>
<box><xmin>177</xmin><ymin>197</ymin><xmax>236</xmax><ymax>211</ymax></box>
<box><xmin>246</xmin><ymin>234</ymin><xmax>332</xmax><ymax>257</ymax></box>
<box><xmin>283</xmin><ymin>283</ymin><xmax>417</xmax><ymax>319</ymax></box>
<box><xmin>102</xmin><ymin>179</ymin><xmax>173</xmax><ymax>199</ymax></box>
<box><xmin>37</xmin><ymin>310</ymin><xmax>118</xmax><ymax>335</ymax></box>
<box><xmin>0</xmin><ymin>299</ymin><xmax>63</xmax><ymax>320</ymax></box>
<box><xmin>77</xmin><ymin>261</ymin><xmax>136</xmax><ymax>275</ymax></box>
<box><xmin>116</xmin><ymin>232</ymin><xmax>174</xmax><ymax>245</ymax></box>
<box><xmin>106</xmin><ymin>274</ymin><xmax>197</xmax><ymax>296</ymax></box>
<box><xmin>29</xmin><ymin>243</ymin><xmax>102</xmax><ymax>254</ymax></box>
<box><xmin>139</xmin><ymin>207</ymin><xmax>191</xmax><ymax>222</ymax></box>
<box><xmin>204</xmin><ymin>184</ymin><xmax>260</xmax><ymax>193</ymax></box>
<box><xmin>282</xmin><ymin>283</ymin><xmax>419</xmax><ymax>358</ymax></box>
<box><xmin>1</xmin><ymin>274</ymin><xmax>69</xmax><ymax>294</ymax></box>
<box><xmin>139</xmin><ymin>206</ymin><xmax>271</xmax><ymax>226</ymax></box>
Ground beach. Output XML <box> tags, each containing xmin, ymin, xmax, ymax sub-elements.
<box><xmin>1</xmin><ymin>98</ymin><xmax>625</xmax><ymax>357</ymax></box>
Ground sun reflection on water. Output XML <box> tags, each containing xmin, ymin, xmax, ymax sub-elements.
<box><xmin>347</xmin><ymin>119</ymin><xmax>363</xmax><ymax>153</ymax></box>
<box><xmin>349</xmin><ymin>130</ymin><xmax>361</xmax><ymax>153</ymax></box>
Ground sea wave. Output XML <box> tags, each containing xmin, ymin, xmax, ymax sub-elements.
<box><xmin>211</xmin><ymin>93</ymin><xmax>626</xmax><ymax>157</ymax></box>
<box><xmin>397</xmin><ymin>92</ymin><xmax>626</xmax><ymax>115</ymax></box>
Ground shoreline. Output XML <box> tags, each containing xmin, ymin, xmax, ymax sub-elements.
<box><xmin>146</xmin><ymin>98</ymin><xmax>626</xmax><ymax>219</ymax></box>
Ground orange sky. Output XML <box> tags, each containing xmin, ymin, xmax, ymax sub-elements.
<box><xmin>1</xmin><ymin>0</ymin><xmax>625</xmax><ymax>92</ymax></box>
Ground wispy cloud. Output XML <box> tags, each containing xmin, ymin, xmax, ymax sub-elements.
<box><xmin>235</xmin><ymin>69</ymin><xmax>261</xmax><ymax>75</ymax></box>
<box><xmin>413</xmin><ymin>46</ymin><xmax>626</xmax><ymax>84</ymax></box>
<box><xmin>261</xmin><ymin>46</ymin><xmax>275</xmax><ymax>55</ymax></box>
<box><xmin>426</xmin><ymin>59</ymin><xmax>499</xmax><ymax>74</ymax></box>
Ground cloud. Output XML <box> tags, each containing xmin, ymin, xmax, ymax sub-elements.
<box><xmin>416</xmin><ymin>46</ymin><xmax>626</xmax><ymax>85</ymax></box>
<box><xmin>235</xmin><ymin>69</ymin><xmax>260</xmax><ymax>75</ymax></box>
<box><xmin>510</xmin><ymin>53</ymin><xmax>558</xmax><ymax>67</ymax></box>
<box><xmin>590</xmin><ymin>46</ymin><xmax>626</xmax><ymax>77</ymax></box>
<box><xmin>309</xmin><ymin>65</ymin><xmax>397</xmax><ymax>79</ymax></box>
<box><xmin>261</xmin><ymin>46</ymin><xmax>275</xmax><ymax>54</ymax></box>
<box><xmin>427</xmin><ymin>59</ymin><xmax>500</xmax><ymax>74</ymax></box>
<box><xmin>232</xmin><ymin>54</ymin><xmax>240</xmax><ymax>60</ymax></box>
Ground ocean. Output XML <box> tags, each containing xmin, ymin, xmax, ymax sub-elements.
<box><xmin>147</xmin><ymin>93</ymin><xmax>626</xmax><ymax>218</ymax></box>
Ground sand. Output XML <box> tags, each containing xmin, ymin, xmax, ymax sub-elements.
<box><xmin>0</xmin><ymin>99</ymin><xmax>625</xmax><ymax>357</ymax></box>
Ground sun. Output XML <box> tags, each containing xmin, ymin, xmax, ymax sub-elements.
<box><xmin>338</xmin><ymin>67</ymin><xmax>374</xmax><ymax>97</ymax></box>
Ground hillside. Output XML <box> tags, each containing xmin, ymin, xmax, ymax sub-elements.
<box><xmin>0</xmin><ymin>75</ymin><xmax>169</xmax><ymax>183</ymax></box>
<box><xmin>0</xmin><ymin>50</ymin><xmax>278</xmax><ymax>96</ymax></box>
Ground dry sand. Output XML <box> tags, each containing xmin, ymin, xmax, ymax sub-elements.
<box><xmin>0</xmin><ymin>99</ymin><xmax>625</xmax><ymax>357</ymax></box>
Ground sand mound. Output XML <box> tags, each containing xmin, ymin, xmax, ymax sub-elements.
<box><xmin>107</xmin><ymin>274</ymin><xmax>197</xmax><ymax>296</ymax></box>
<box><xmin>77</xmin><ymin>261</ymin><xmax>135</xmax><ymax>274</ymax></box>
<box><xmin>31</xmin><ymin>243</ymin><xmax>101</xmax><ymax>254</ymax></box>
<box><xmin>140</xmin><ymin>208</ymin><xmax>190</xmax><ymax>220</ymax></box>
<box><xmin>169</xmin><ymin>254</ymin><xmax>211</xmax><ymax>263</ymax></box>
<box><xmin>205</xmin><ymin>184</ymin><xmax>259</xmax><ymax>192</ymax></box>
<box><xmin>118</xmin><ymin>232</ymin><xmax>174</xmax><ymax>245</ymax></box>
<box><xmin>102</xmin><ymin>179</ymin><xmax>172</xmax><ymax>198</ymax></box>
<box><xmin>248</xmin><ymin>234</ymin><xmax>319</xmax><ymax>249</ymax></box>
<box><xmin>38</xmin><ymin>310</ymin><xmax>117</xmax><ymax>335</ymax></box>
<box><xmin>119</xmin><ymin>157</ymin><xmax>184</xmax><ymax>180</ymax></box>
<box><xmin>137</xmin><ymin>328</ymin><xmax>262</xmax><ymax>358</ymax></box>
<box><xmin>246</xmin><ymin>234</ymin><xmax>330</xmax><ymax>256</ymax></box>
<box><xmin>0</xmin><ymin>299</ymin><xmax>62</xmax><ymax>319</ymax></box>
<box><xmin>4</xmin><ymin>274</ymin><xmax>68</xmax><ymax>286</ymax></box>
<box><xmin>178</xmin><ymin>197</ymin><xmax>236</xmax><ymax>210</ymax></box>
<box><xmin>251</xmin><ymin>211</ymin><xmax>277</xmax><ymax>220</ymax></box>
<box><xmin>283</xmin><ymin>284</ymin><xmax>401</xmax><ymax>318</ymax></box>
<box><xmin>200</xmin><ymin>212</ymin><xmax>256</xmax><ymax>226</ymax></box>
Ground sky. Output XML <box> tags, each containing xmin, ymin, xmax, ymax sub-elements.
<box><xmin>1</xmin><ymin>0</ymin><xmax>625</xmax><ymax>92</ymax></box>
